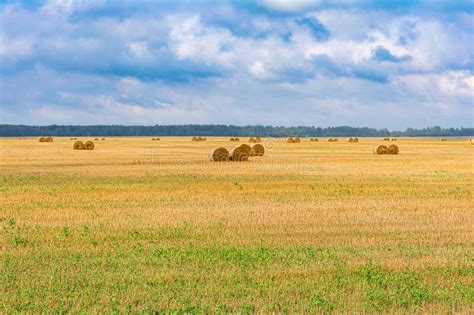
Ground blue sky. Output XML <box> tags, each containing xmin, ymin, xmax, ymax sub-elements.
<box><xmin>0</xmin><ymin>0</ymin><xmax>473</xmax><ymax>129</ymax></box>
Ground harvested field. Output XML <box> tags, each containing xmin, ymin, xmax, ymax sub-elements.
<box><xmin>1</xmin><ymin>136</ymin><xmax>473</xmax><ymax>313</ymax></box>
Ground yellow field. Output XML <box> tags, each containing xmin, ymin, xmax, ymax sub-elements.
<box><xmin>1</xmin><ymin>137</ymin><xmax>473</xmax><ymax>313</ymax></box>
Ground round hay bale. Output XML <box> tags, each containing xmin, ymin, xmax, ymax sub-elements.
<box><xmin>347</xmin><ymin>137</ymin><xmax>353</xmax><ymax>142</ymax></box>
<box><xmin>255</xmin><ymin>137</ymin><xmax>261</xmax><ymax>142</ymax></box>
<box><xmin>387</xmin><ymin>144</ymin><xmax>399</xmax><ymax>155</ymax></box>
<box><xmin>229</xmin><ymin>137</ymin><xmax>235</xmax><ymax>141</ymax></box>
<box><xmin>238</xmin><ymin>144</ymin><xmax>252</xmax><ymax>155</ymax></box>
<box><xmin>373</xmin><ymin>145</ymin><xmax>388</xmax><ymax>155</ymax></box>
<box><xmin>353</xmin><ymin>137</ymin><xmax>359</xmax><ymax>143</ymax></box>
<box><xmin>251</xmin><ymin>144</ymin><xmax>265</xmax><ymax>156</ymax></box>
<box><xmin>383</xmin><ymin>137</ymin><xmax>390</xmax><ymax>141</ymax></box>
<box><xmin>45</xmin><ymin>136</ymin><xmax>53</xmax><ymax>142</ymax></box>
<box><xmin>84</xmin><ymin>141</ymin><xmax>95</xmax><ymax>150</ymax></box>
<box><xmin>294</xmin><ymin>137</ymin><xmax>301</xmax><ymax>143</ymax></box>
<box><xmin>94</xmin><ymin>138</ymin><xmax>99</xmax><ymax>141</ymax></box>
<box><xmin>287</xmin><ymin>137</ymin><xmax>295</xmax><ymax>143</ymax></box>
<box><xmin>440</xmin><ymin>138</ymin><xmax>447</xmax><ymax>141</ymax></box>
<box><xmin>209</xmin><ymin>147</ymin><xmax>230</xmax><ymax>161</ymax></box>
<box><xmin>229</xmin><ymin>146</ymin><xmax>249</xmax><ymax>161</ymax></box>
<box><xmin>390</xmin><ymin>138</ymin><xmax>396</xmax><ymax>141</ymax></box>
<box><xmin>248</xmin><ymin>137</ymin><xmax>255</xmax><ymax>143</ymax></box>
<box><xmin>101</xmin><ymin>138</ymin><xmax>106</xmax><ymax>141</ymax></box>
<box><xmin>39</xmin><ymin>137</ymin><xmax>45</xmax><ymax>142</ymax></box>
<box><xmin>192</xmin><ymin>136</ymin><xmax>198</xmax><ymax>141</ymax></box>
<box><xmin>73</xmin><ymin>140</ymin><xmax>84</xmax><ymax>150</ymax></box>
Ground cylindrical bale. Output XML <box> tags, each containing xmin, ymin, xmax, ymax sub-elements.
<box><xmin>251</xmin><ymin>144</ymin><xmax>265</xmax><ymax>156</ymax></box>
<box><xmin>209</xmin><ymin>147</ymin><xmax>230</xmax><ymax>161</ymax></box>
<box><xmin>387</xmin><ymin>144</ymin><xmax>399</xmax><ymax>155</ymax></box>
<box><xmin>73</xmin><ymin>140</ymin><xmax>84</xmax><ymax>150</ymax></box>
<box><xmin>84</xmin><ymin>141</ymin><xmax>95</xmax><ymax>150</ymax></box>
<box><xmin>373</xmin><ymin>145</ymin><xmax>388</xmax><ymax>155</ymax></box>
<box><xmin>229</xmin><ymin>146</ymin><xmax>249</xmax><ymax>161</ymax></box>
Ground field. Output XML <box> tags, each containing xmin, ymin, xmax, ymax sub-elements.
<box><xmin>1</xmin><ymin>137</ymin><xmax>473</xmax><ymax>313</ymax></box>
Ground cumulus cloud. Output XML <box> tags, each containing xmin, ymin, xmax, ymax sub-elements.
<box><xmin>259</xmin><ymin>0</ymin><xmax>322</xmax><ymax>12</ymax></box>
<box><xmin>0</xmin><ymin>0</ymin><xmax>473</xmax><ymax>128</ymax></box>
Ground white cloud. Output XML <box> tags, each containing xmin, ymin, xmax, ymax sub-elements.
<box><xmin>259</xmin><ymin>0</ymin><xmax>322</xmax><ymax>12</ymax></box>
<box><xmin>169</xmin><ymin>16</ymin><xmax>235</xmax><ymax>68</ymax></box>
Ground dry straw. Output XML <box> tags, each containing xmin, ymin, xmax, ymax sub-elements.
<box><xmin>229</xmin><ymin>146</ymin><xmax>249</xmax><ymax>161</ymax></box>
<box><xmin>238</xmin><ymin>144</ymin><xmax>252</xmax><ymax>155</ymax></box>
<box><xmin>383</xmin><ymin>137</ymin><xmax>390</xmax><ymax>141</ymax></box>
<box><xmin>287</xmin><ymin>137</ymin><xmax>295</xmax><ymax>143</ymax></box>
<box><xmin>373</xmin><ymin>145</ymin><xmax>388</xmax><ymax>155</ymax></box>
<box><xmin>39</xmin><ymin>137</ymin><xmax>46</xmax><ymax>142</ymax></box>
<box><xmin>94</xmin><ymin>138</ymin><xmax>99</xmax><ymax>140</ymax></box>
<box><xmin>255</xmin><ymin>137</ymin><xmax>261</xmax><ymax>142</ymax></box>
<box><xmin>328</xmin><ymin>138</ymin><xmax>338</xmax><ymax>142</ymax></box>
<box><xmin>347</xmin><ymin>137</ymin><xmax>353</xmax><ymax>142</ymax></box>
<box><xmin>84</xmin><ymin>141</ymin><xmax>95</xmax><ymax>150</ymax></box>
<box><xmin>209</xmin><ymin>147</ymin><xmax>230</xmax><ymax>161</ymax></box>
<box><xmin>101</xmin><ymin>138</ymin><xmax>106</xmax><ymax>141</ymax></box>
<box><xmin>73</xmin><ymin>140</ymin><xmax>84</xmax><ymax>150</ymax></box>
<box><xmin>248</xmin><ymin>137</ymin><xmax>256</xmax><ymax>143</ymax></box>
<box><xmin>387</xmin><ymin>144</ymin><xmax>399</xmax><ymax>154</ymax></box>
<box><xmin>353</xmin><ymin>137</ymin><xmax>359</xmax><ymax>142</ymax></box>
<box><xmin>294</xmin><ymin>137</ymin><xmax>301</xmax><ymax>143</ymax></box>
<box><xmin>309</xmin><ymin>138</ymin><xmax>319</xmax><ymax>142</ymax></box>
<box><xmin>250</xmin><ymin>144</ymin><xmax>265</xmax><ymax>156</ymax></box>
<box><xmin>390</xmin><ymin>138</ymin><xmax>397</xmax><ymax>141</ymax></box>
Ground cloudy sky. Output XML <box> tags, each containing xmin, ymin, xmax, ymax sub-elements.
<box><xmin>0</xmin><ymin>0</ymin><xmax>473</xmax><ymax>129</ymax></box>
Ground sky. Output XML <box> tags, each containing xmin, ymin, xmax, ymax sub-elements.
<box><xmin>0</xmin><ymin>0</ymin><xmax>473</xmax><ymax>129</ymax></box>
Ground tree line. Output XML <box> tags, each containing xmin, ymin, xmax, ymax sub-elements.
<box><xmin>0</xmin><ymin>124</ymin><xmax>472</xmax><ymax>137</ymax></box>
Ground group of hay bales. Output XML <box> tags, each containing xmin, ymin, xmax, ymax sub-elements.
<box><xmin>70</xmin><ymin>137</ymin><xmax>78</xmax><ymax>140</ymax></box>
<box><xmin>287</xmin><ymin>137</ymin><xmax>301</xmax><ymax>143</ymax></box>
<box><xmin>39</xmin><ymin>136</ymin><xmax>53</xmax><ymax>142</ymax></box>
<box><xmin>73</xmin><ymin>140</ymin><xmax>95</xmax><ymax>150</ymax></box>
<box><xmin>440</xmin><ymin>138</ymin><xmax>448</xmax><ymax>141</ymax></box>
<box><xmin>383</xmin><ymin>137</ymin><xmax>397</xmax><ymax>141</ymax></box>
<box><xmin>249</xmin><ymin>137</ymin><xmax>262</xmax><ymax>143</ymax></box>
<box><xmin>327</xmin><ymin>138</ymin><xmax>338</xmax><ymax>142</ymax></box>
<box><xmin>309</xmin><ymin>138</ymin><xmax>319</xmax><ymax>142</ymax></box>
<box><xmin>209</xmin><ymin>143</ymin><xmax>264</xmax><ymax>162</ymax></box>
<box><xmin>151</xmin><ymin>137</ymin><xmax>160</xmax><ymax>141</ymax></box>
<box><xmin>192</xmin><ymin>136</ymin><xmax>206</xmax><ymax>142</ymax></box>
<box><xmin>347</xmin><ymin>137</ymin><xmax>359</xmax><ymax>143</ymax></box>
<box><xmin>229</xmin><ymin>137</ymin><xmax>240</xmax><ymax>142</ymax></box>
<box><xmin>373</xmin><ymin>144</ymin><xmax>399</xmax><ymax>155</ymax></box>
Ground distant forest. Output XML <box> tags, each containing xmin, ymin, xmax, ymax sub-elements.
<box><xmin>0</xmin><ymin>124</ymin><xmax>472</xmax><ymax>137</ymax></box>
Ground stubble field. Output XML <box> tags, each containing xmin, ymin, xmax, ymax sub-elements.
<box><xmin>1</xmin><ymin>137</ymin><xmax>473</xmax><ymax>313</ymax></box>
